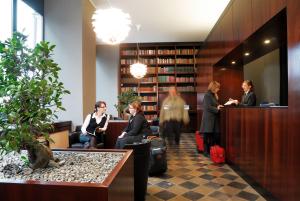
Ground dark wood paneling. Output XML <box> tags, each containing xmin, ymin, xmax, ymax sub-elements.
<box><xmin>270</xmin><ymin>0</ymin><xmax>286</xmax><ymax>16</ymax></box>
<box><xmin>232</xmin><ymin>0</ymin><xmax>253</xmax><ymax>42</ymax></box>
<box><xmin>287</xmin><ymin>0</ymin><xmax>300</xmax><ymax>200</ymax></box>
<box><xmin>105</xmin><ymin>121</ymin><xmax>128</xmax><ymax>149</ymax></box>
<box><xmin>221</xmin><ymin>107</ymin><xmax>288</xmax><ymax>199</ymax></box>
<box><xmin>252</xmin><ymin>0</ymin><xmax>271</xmax><ymax>32</ymax></box>
<box><xmin>213</xmin><ymin>67</ymin><xmax>243</xmax><ymax>105</ymax></box>
<box><xmin>197</xmin><ymin>0</ymin><xmax>300</xmax><ymax>200</ymax></box>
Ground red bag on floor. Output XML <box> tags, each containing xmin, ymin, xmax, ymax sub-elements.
<box><xmin>210</xmin><ymin>145</ymin><xmax>225</xmax><ymax>164</ymax></box>
<box><xmin>195</xmin><ymin>131</ymin><xmax>204</xmax><ymax>152</ymax></box>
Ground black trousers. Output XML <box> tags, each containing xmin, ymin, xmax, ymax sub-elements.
<box><xmin>162</xmin><ymin>120</ymin><xmax>182</xmax><ymax>145</ymax></box>
<box><xmin>203</xmin><ymin>132</ymin><xmax>220</xmax><ymax>154</ymax></box>
<box><xmin>115</xmin><ymin>135</ymin><xmax>143</xmax><ymax>149</ymax></box>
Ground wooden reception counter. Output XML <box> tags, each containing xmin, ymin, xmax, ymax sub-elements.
<box><xmin>220</xmin><ymin>106</ymin><xmax>288</xmax><ymax>198</ymax></box>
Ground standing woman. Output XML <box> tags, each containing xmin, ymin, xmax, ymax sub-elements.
<box><xmin>80</xmin><ymin>101</ymin><xmax>109</xmax><ymax>148</ymax></box>
<box><xmin>115</xmin><ymin>101</ymin><xmax>152</xmax><ymax>149</ymax></box>
<box><xmin>200</xmin><ymin>81</ymin><xmax>223</xmax><ymax>157</ymax></box>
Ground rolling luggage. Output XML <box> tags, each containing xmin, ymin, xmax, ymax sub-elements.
<box><xmin>195</xmin><ymin>131</ymin><xmax>204</xmax><ymax>152</ymax></box>
<box><xmin>148</xmin><ymin>136</ymin><xmax>167</xmax><ymax>175</ymax></box>
<box><xmin>210</xmin><ymin>145</ymin><xmax>225</xmax><ymax>164</ymax></box>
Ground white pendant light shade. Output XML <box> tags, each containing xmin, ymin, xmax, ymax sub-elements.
<box><xmin>130</xmin><ymin>62</ymin><xmax>147</xmax><ymax>79</ymax></box>
<box><xmin>92</xmin><ymin>8</ymin><xmax>131</xmax><ymax>45</ymax></box>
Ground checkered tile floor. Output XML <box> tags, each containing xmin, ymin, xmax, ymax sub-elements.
<box><xmin>146</xmin><ymin>133</ymin><xmax>266</xmax><ymax>201</ymax></box>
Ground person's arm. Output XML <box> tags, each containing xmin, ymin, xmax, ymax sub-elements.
<box><xmin>81</xmin><ymin>114</ymin><xmax>91</xmax><ymax>134</ymax></box>
<box><xmin>98</xmin><ymin>114</ymin><xmax>109</xmax><ymax>132</ymax></box>
<box><xmin>126</xmin><ymin>115</ymin><xmax>144</xmax><ymax>136</ymax></box>
<box><xmin>203</xmin><ymin>93</ymin><xmax>219</xmax><ymax>114</ymax></box>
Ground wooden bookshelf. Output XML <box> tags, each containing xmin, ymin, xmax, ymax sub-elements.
<box><xmin>119</xmin><ymin>43</ymin><xmax>200</xmax><ymax>131</ymax></box>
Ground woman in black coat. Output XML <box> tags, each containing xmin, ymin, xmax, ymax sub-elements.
<box><xmin>115</xmin><ymin>101</ymin><xmax>152</xmax><ymax>149</ymax></box>
<box><xmin>200</xmin><ymin>81</ymin><xmax>223</xmax><ymax>157</ymax></box>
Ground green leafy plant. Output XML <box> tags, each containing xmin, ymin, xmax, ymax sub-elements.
<box><xmin>0</xmin><ymin>32</ymin><xmax>70</xmax><ymax>169</ymax></box>
<box><xmin>114</xmin><ymin>89</ymin><xmax>140</xmax><ymax>116</ymax></box>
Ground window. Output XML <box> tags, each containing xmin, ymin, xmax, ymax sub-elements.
<box><xmin>17</xmin><ymin>0</ymin><xmax>43</xmax><ymax>48</ymax></box>
<box><xmin>0</xmin><ymin>0</ymin><xmax>13</xmax><ymax>41</ymax></box>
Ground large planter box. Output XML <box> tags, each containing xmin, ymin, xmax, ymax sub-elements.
<box><xmin>0</xmin><ymin>149</ymin><xmax>133</xmax><ymax>201</ymax></box>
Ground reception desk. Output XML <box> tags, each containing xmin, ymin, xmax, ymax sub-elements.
<box><xmin>220</xmin><ymin>106</ymin><xmax>288</xmax><ymax>199</ymax></box>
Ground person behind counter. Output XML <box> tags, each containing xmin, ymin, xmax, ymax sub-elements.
<box><xmin>80</xmin><ymin>101</ymin><xmax>109</xmax><ymax>148</ymax></box>
<box><xmin>227</xmin><ymin>80</ymin><xmax>256</xmax><ymax>106</ymax></box>
<box><xmin>200</xmin><ymin>81</ymin><xmax>224</xmax><ymax>157</ymax></box>
<box><xmin>115</xmin><ymin>101</ymin><xmax>152</xmax><ymax>149</ymax></box>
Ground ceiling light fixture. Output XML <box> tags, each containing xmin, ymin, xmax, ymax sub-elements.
<box><xmin>92</xmin><ymin>7</ymin><xmax>131</xmax><ymax>45</ymax></box>
<box><xmin>231</xmin><ymin>61</ymin><xmax>236</xmax><ymax>65</ymax></box>
<box><xmin>244</xmin><ymin>52</ymin><xmax>250</xmax><ymax>56</ymax></box>
<box><xmin>130</xmin><ymin>25</ymin><xmax>147</xmax><ymax>79</ymax></box>
<box><xmin>264</xmin><ymin>39</ymin><xmax>271</xmax><ymax>44</ymax></box>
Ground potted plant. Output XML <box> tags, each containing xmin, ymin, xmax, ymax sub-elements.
<box><xmin>114</xmin><ymin>89</ymin><xmax>140</xmax><ymax>119</ymax></box>
<box><xmin>0</xmin><ymin>32</ymin><xmax>70</xmax><ymax>169</ymax></box>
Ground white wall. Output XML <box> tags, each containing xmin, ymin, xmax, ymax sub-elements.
<box><xmin>44</xmin><ymin>0</ymin><xmax>83</xmax><ymax>126</ymax></box>
<box><xmin>244</xmin><ymin>49</ymin><xmax>280</xmax><ymax>105</ymax></box>
<box><xmin>96</xmin><ymin>45</ymin><xmax>119</xmax><ymax>117</ymax></box>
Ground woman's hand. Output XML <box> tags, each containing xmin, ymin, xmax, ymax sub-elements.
<box><xmin>217</xmin><ymin>105</ymin><xmax>224</xmax><ymax>110</ymax></box>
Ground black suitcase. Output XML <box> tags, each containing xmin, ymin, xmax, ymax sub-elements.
<box><xmin>148</xmin><ymin>137</ymin><xmax>167</xmax><ymax>176</ymax></box>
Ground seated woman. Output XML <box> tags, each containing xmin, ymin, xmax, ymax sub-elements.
<box><xmin>80</xmin><ymin>101</ymin><xmax>109</xmax><ymax>148</ymax></box>
<box><xmin>229</xmin><ymin>80</ymin><xmax>256</xmax><ymax>106</ymax></box>
<box><xmin>115</xmin><ymin>101</ymin><xmax>152</xmax><ymax>149</ymax></box>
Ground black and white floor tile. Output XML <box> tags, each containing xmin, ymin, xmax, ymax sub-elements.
<box><xmin>146</xmin><ymin>133</ymin><xmax>267</xmax><ymax>201</ymax></box>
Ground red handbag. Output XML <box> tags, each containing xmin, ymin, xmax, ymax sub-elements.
<box><xmin>210</xmin><ymin>145</ymin><xmax>225</xmax><ymax>164</ymax></box>
<box><xmin>195</xmin><ymin>131</ymin><xmax>204</xmax><ymax>152</ymax></box>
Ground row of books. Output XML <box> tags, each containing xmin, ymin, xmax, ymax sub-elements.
<box><xmin>139</xmin><ymin>86</ymin><xmax>157</xmax><ymax>92</ymax></box>
<box><xmin>176</xmin><ymin>58</ymin><xmax>194</xmax><ymax>64</ymax></box>
<box><xmin>121</xmin><ymin>49</ymin><xmax>195</xmax><ymax>56</ymax></box>
<box><xmin>143</xmin><ymin>105</ymin><xmax>157</xmax><ymax>111</ymax></box>
<box><xmin>158</xmin><ymin>66</ymin><xmax>175</xmax><ymax>73</ymax></box>
<box><xmin>121</xmin><ymin>67</ymin><xmax>156</xmax><ymax>74</ymax></box>
<box><xmin>157</xmin><ymin>58</ymin><xmax>175</xmax><ymax>64</ymax></box>
<box><xmin>120</xmin><ymin>87</ymin><xmax>138</xmax><ymax>93</ymax></box>
<box><xmin>120</xmin><ymin>49</ymin><xmax>156</xmax><ymax>56</ymax></box>
<box><xmin>176</xmin><ymin>49</ymin><xmax>194</xmax><ymax>55</ymax></box>
<box><xmin>177</xmin><ymin>66</ymin><xmax>194</xmax><ymax>73</ymax></box>
<box><xmin>121</xmin><ymin>78</ymin><xmax>138</xmax><ymax>83</ymax></box>
<box><xmin>157</xmin><ymin>49</ymin><xmax>176</xmax><ymax>55</ymax></box>
<box><xmin>141</xmin><ymin>96</ymin><xmax>157</xmax><ymax>101</ymax></box>
<box><xmin>140</xmin><ymin>77</ymin><xmax>157</xmax><ymax>82</ymax></box>
<box><xmin>121</xmin><ymin>58</ymin><xmax>194</xmax><ymax>65</ymax></box>
<box><xmin>177</xmin><ymin>86</ymin><xmax>195</xmax><ymax>92</ymax></box>
<box><xmin>120</xmin><ymin>59</ymin><xmax>157</xmax><ymax>65</ymax></box>
<box><xmin>158</xmin><ymin>76</ymin><xmax>176</xmax><ymax>82</ymax></box>
<box><xmin>176</xmin><ymin>77</ymin><xmax>194</xmax><ymax>82</ymax></box>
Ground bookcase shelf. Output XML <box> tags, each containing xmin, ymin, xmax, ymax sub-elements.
<box><xmin>119</xmin><ymin>42</ymin><xmax>199</xmax><ymax>131</ymax></box>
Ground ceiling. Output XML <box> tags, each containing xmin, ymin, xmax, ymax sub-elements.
<box><xmin>90</xmin><ymin>0</ymin><xmax>230</xmax><ymax>44</ymax></box>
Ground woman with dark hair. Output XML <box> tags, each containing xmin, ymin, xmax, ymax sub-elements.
<box><xmin>229</xmin><ymin>80</ymin><xmax>256</xmax><ymax>106</ymax></box>
<box><xmin>200</xmin><ymin>81</ymin><xmax>224</xmax><ymax>157</ymax></box>
<box><xmin>80</xmin><ymin>101</ymin><xmax>109</xmax><ymax>148</ymax></box>
<box><xmin>115</xmin><ymin>101</ymin><xmax>152</xmax><ymax>149</ymax></box>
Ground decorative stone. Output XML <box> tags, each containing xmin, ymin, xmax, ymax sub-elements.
<box><xmin>0</xmin><ymin>150</ymin><xmax>125</xmax><ymax>183</ymax></box>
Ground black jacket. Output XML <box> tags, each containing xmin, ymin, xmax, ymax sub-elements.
<box><xmin>123</xmin><ymin>112</ymin><xmax>152</xmax><ymax>137</ymax></box>
<box><xmin>200</xmin><ymin>90</ymin><xmax>220</xmax><ymax>133</ymax></box>
<box><xmin>240</xmin><ymin>91</ymin><xmax>256</xmax><ymax>106</ymax></box>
